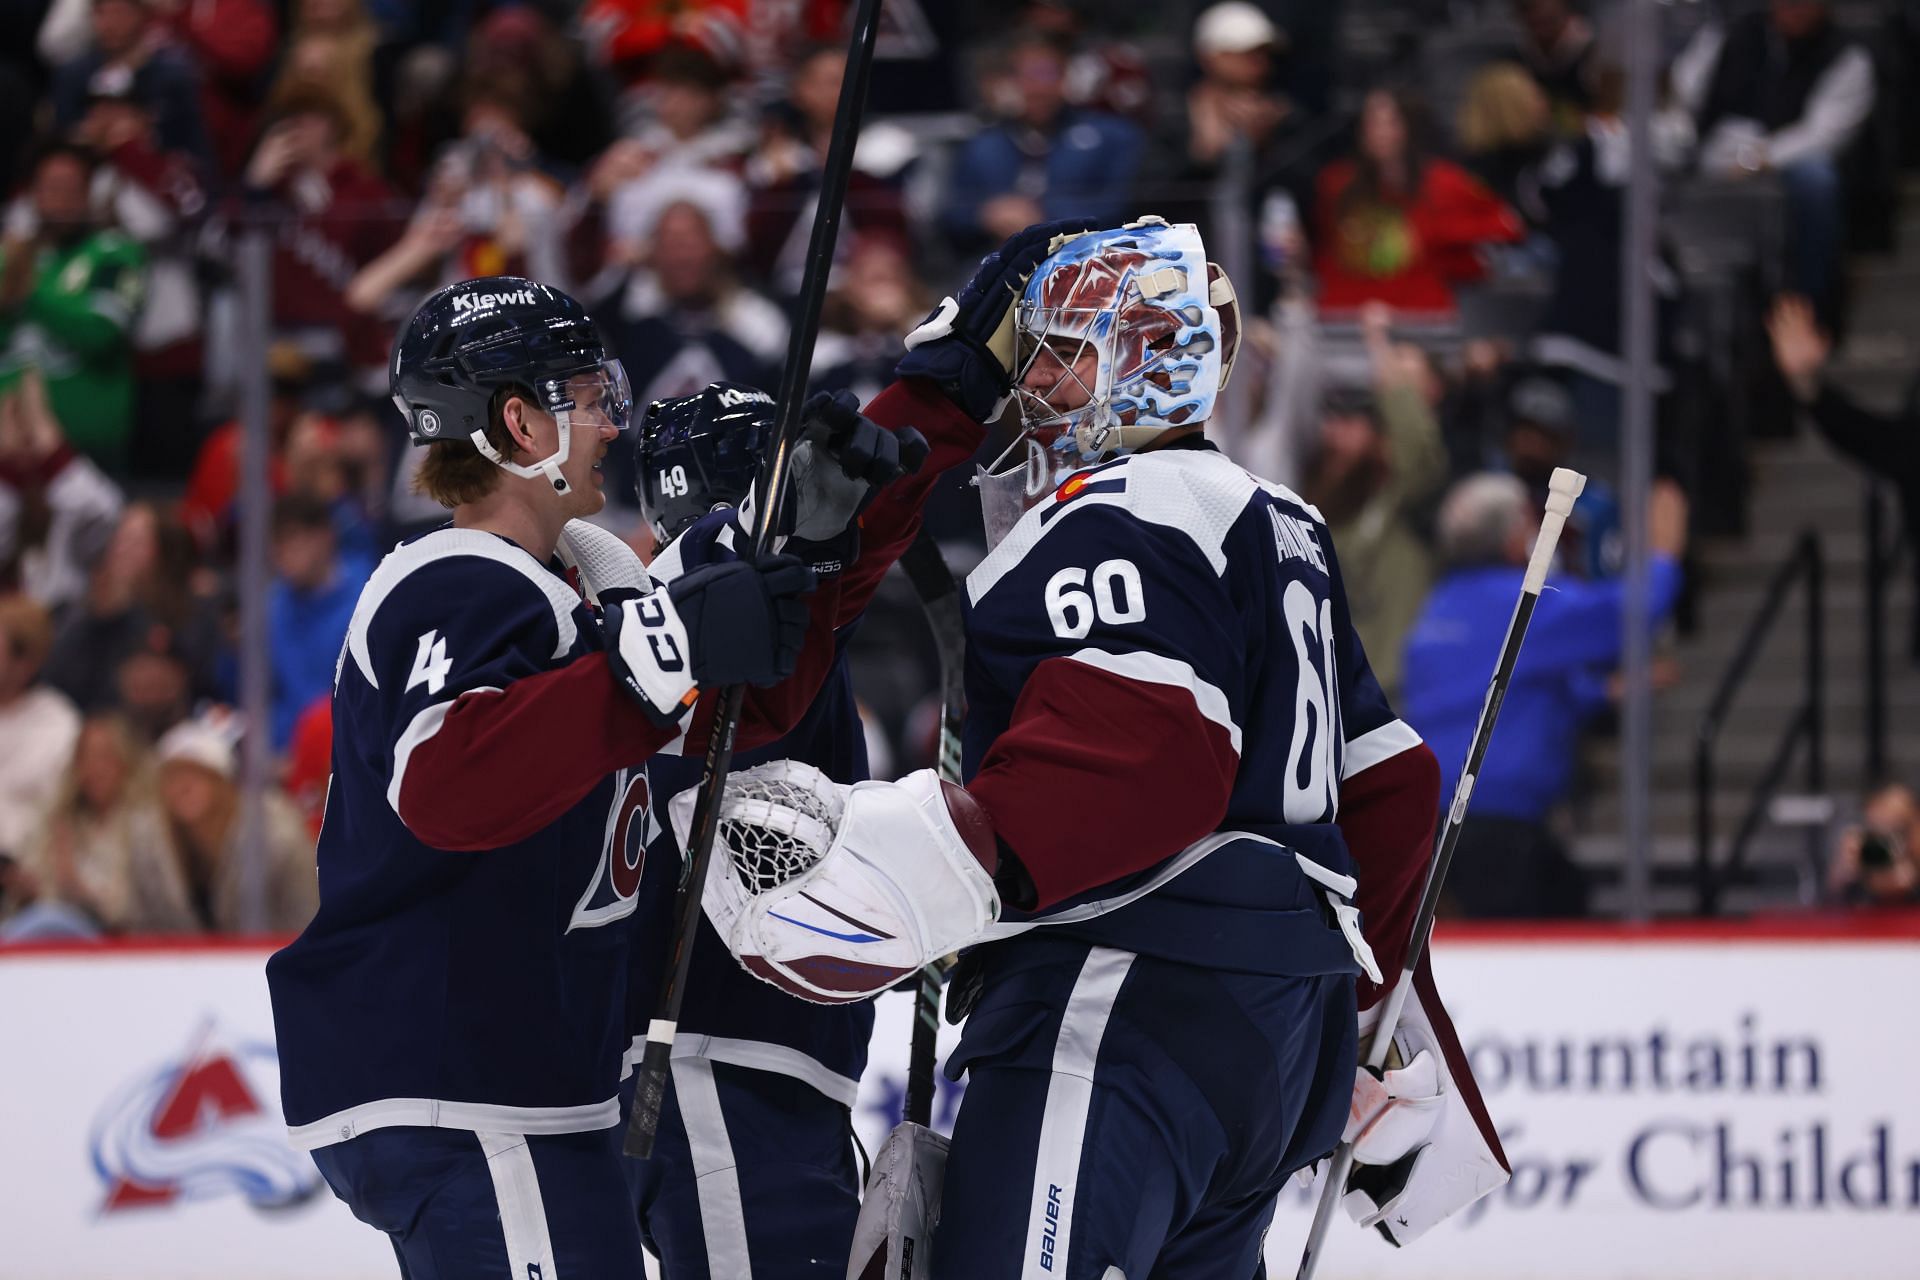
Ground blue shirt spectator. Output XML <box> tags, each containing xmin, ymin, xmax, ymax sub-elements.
<box><xmin>1401</xmin><ymin>474</ymin><xmax>1686</xmax><ymax>824</ymax></box>
<box><xmin>940</xmin><ymin>33</ymin><xmax>1143</xmax><ymax>254</ymax></box>
<box><xmin>267</xmin><ymin>495</ymin><xmax>372</xmax><ymax>751</ymax></box>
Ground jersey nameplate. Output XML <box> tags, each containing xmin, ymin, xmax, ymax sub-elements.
<box><xmin>1270</xmin><ymin>508</ymin><xmax>1328</xmax><ymax>574</ymax></box>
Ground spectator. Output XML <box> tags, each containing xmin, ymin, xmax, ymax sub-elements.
<box><xmin>148</xmin><ymin>715</ymin><xmax>318</xmax><ymax>932</ymax></box>
<box><xmin>612</xmin><ymin>41</ymin><xmax>754</xmax><ymax>182</ymax></box>
<box><xmin>266</xmin><ymin>493</ymin><xmax>371</xmax><ymax>752</ymax></box>
<box><xmin>1510</xmin><ymin>0</ymin><xmax>1599</xmax><ymax>131</ymax></box>
<box><xmin>1156</xmin><ymin>2</ymin><xmax>1309</xmax><ymax>310</ymax></box>
<box><xmin>1400</xmin><ymin>474</ymin><xmax>1689</xmax><ymax>917</ymax></box>
<box><xmin>1503</xmin><ymin>375</ymin><xmax>1622</xmax><ymax>580</ymax></box>
<box><xmin>1671</xmin><ymin>0</ymin><xmax>1875</xmax><ymax>320</ymax></box>
<box><xmin>234</xmin><ymin>85</ymin><xmax>402</xmax><ymax>372</ymax></box>
<box><xmin>0</xmin><ymin>594</ymin><xmax>82</xmax><ymax>866</ymax></box>
<box><xmin>2</xmin><ymin>714</ymin><xmax>192</xmax><ymax>938</ymax></box>
<box><xmin>600</xmin><ymin>185</ymin><xmax>786</xmax><ymax>403</ymax></box>
<box><xmin>1526</xmin><ymin>63</ymin><xmax>1679</xmax><ymax>462</ymax></box>
<box><xmin>1456</xmin><ymin>62</ymin><xmax>1553</xmax><ymax>224</ymax></box>
<box><xmin>940</xmin><ymin>31</ymin><xmax>1143</xmax><ymax>255</ymax></box>
<box><xmin>346</xmin><ymin>87</ymin><xmax>569</xmax><ymax>322</ymax></box>
<box><xmin>1312</xmin><ymin>87</ymin><xmax>1523</xmax><ymax>316</ymax></box>
<box><xmin>1299</xmin><ymin>306</ymin><xmax>1447</xmax><ymax>695</ymax></box>
<box><xmin>744</xmin><ymin>42</ymin><xmax>914</xmax><ymax>295</ymax></box>
<box><xmin>463</xmin><ymin>6</ymin><xmax>617</xmax><ymax>174</ymax></box>
<box><xmin>0</xmin><ymin>144</ymin><xmax>149</xmax><ymax>473</ymax></box>
<box><xmin>150</xmin><ymin>0</ymin><xmax>279</xmax><ymax>181</ymax></box>
<box><xmin>75</xmin><ymin>80</ymin><xmax>214</xmax><ymax>479</ymax></box>
<box><xmin>1767</xmin><ymin>293</ymin><xmax>1920</xmax><ymax>653</ymax></box>
<box><xmin>1828</xmin><ymin>782</ymin><xmax>1920</xmax><ymax>908</ymax></box>
<box><xmin>0</xmin><ymin>370</ymin><xmax>124</xmax><ymax>615</ymax></box>
<box><xmin>811</xmin><ymin>235</ymin><xmax>929</xmax><ymax>406</ymax></box>
<box><xmin>283</xmin><ymin>692</ymin><xmax>331</xmax><ymax>838</ymax></box>
<box><xmin>51</xmin><ymin>0</ymin><xmax>213</xmax><ymax>168</ymax></box>
<box><xmin>266</xmin><ymin>28</ymin><xmax>385</xmax><ymax>174</ymax></box>
<box><xmin>180</xmin><ymin>341</ymin><xmax>309</xmax><ymax>551</ymax></box>
<box><xmin>43</xmin><ymin>501</ymin><xmax>221</xmax><ymax>714</ymax></box>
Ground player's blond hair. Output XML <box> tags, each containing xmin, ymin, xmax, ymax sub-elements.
<box><xmin>412</xmin><ymin>389</ymin><xmax>525</xmax><ymax>508</ymax></box>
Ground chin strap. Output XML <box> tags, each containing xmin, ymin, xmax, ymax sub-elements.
<box><xmin>469</xmin><ymin>408</ymin><xmax>575</xmax><ymax>494</ymax></box>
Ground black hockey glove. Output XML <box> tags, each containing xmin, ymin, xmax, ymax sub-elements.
<box><xmin>787</xmin><ymin>389</ymin><xmax>928</xmax><ymax>544</ymax></box>
<box><xmin>603</xmin><ymin>557</ymin><xmax>814</xmax><ymax>724</ymax></box>
<box><xmin>895</xmin><ymin>217</ymin><xmax>1100</xmax><ymax>421</ymax></box>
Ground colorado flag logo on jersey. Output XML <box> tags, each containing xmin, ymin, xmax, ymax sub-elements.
<box><xmin>90</xmin><ymin>1020</ymin><xmax>321</xmax><ymax>1213</ymax></box>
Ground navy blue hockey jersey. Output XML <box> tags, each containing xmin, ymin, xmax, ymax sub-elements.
<box><xmin>626</xmin><ymin>518</ymin><xmax>876</xmax><ymax>1107</ymax></box>
<box><xmin>268</xmin><ymin>528</ymin><xmax>686</xmax><ymax>1149</ymax></box>
<box><xmin>963</xmin><ymin>439</ymin><xmax>1434</xmax><ymax>979</ymax></box>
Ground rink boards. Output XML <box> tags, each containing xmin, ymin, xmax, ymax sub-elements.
<box><xmin>2</xmin><ymin>918</ymin><xmax>1917</xmax><ymax>1279</ymax></box>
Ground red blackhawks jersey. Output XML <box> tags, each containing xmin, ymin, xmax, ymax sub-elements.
<box><xmin>960</xmin><ymin>436</ymin><xmax>1505</xmax><ymax>1171</ymax></box>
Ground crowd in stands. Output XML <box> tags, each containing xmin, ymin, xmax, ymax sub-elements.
<box><xmin>0</xmin><ymin>0</ymin><xmax>1911</xmax><ymax>936</ymax></box>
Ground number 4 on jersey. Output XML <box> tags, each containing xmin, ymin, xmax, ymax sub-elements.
<box><xmin>407</xmin><ymin>630</ymin><xmax>453</xmax><ymax>695</ymax></box>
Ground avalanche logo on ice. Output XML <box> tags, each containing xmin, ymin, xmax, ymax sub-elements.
<box><xmin>89</xmin><ymin>1021</ymin><xmax>321</xmax><ymax>1213</ymax></box>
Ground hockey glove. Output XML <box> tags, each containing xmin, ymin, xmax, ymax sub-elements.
<box><xmin>1341</xmin><ymin>1016</ymin><xmax>1503</xmax><ymax>1247</ymax></box>
<box><xmin>603</xmin><ymin>557</ymin><xmax>813</xmax><ymax>724</ymax></box>
<box><xmin>896</xmin><ymin>217</ymin><xmax>1100</xmax><ymax>420</ymax></box>
<box><xmin>670</xmin><ymin>760</ymin><xmax>1000</xmax><ymax>1004</ymax></box>
<box><xmin>787</xmin><ymin>389</ymin><xmax>929</xmax><ymax>543</ymax></box>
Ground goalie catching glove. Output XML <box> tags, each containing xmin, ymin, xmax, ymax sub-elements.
<box><xmin>668</xmin><ymin>760</ymin><xmax>1000</xmax><ymax>1003</ymax></box>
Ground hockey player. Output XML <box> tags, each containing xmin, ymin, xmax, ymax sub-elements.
<box><xmin>677</xmin><ymin>220</ymin><xmax>1511</xmax><ymax>1276</ymax></box>
<box><xmin>265</xmin><ymin>278</ymin><xmax>923</xmax><ymax>1276</ymax></box>
<box><xmin>621</xmin><ymin>381</ymin><xmax>881</xmax><ymax>1279</ymax></box>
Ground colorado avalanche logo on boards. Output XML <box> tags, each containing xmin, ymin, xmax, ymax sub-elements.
<box><xmin>89</xmin><ymin>1021</ymin><xmax>321</xmax><ymax>1213</ymax></box>
<box><xmin>569</xmin><ymin>768</ymin><xmax>651</xmax><ymax>931</ymax></box>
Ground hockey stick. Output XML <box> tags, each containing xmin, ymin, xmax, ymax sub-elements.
<box><xmin>1293</xmin><ymin>466</ymin><xmax>1585</xmax><ymax>1279</ymax></box>
<box><xmin>897</xmin><ymin>531</ymin><xmax>966</xmax><ymax>1126</ymax></box>
<box><xmin>842</xmin><ymin>535</ymin><xmax>962</xmax><ymax>1280</ymax></box>
<box><xmin>625</xmin><ymin>0</ymin><xmax>887</xmax><ymax>1159</ymax></box>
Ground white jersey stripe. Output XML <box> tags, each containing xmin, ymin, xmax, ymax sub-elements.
<box><xmin>673</xmin><ymin>1057</ymin><xmax>754</xmax><ymax>1280</ymax></box>
<box><xmin>1021</xmin><ymin>947</ymin><xmax>1134</xmax><ymax>1280</ymax></box>
<box><xmin>476</xmin><ymin>1132</ymin><xmax>560</xmax><ymax>1280</ymax></box>
<box><xmin>1063</xmin><ymin>648</ymin><xmax>1242</xmax><ymax>756</ymax></box>
<box><xmin>385</xmin><ymin>687</ymin><xmax>500</xmax><ymax>821</ymax></box>
<box><xmin>623</xmin><ymin>1033</ymin><xmax>861</xmax><ymax>1109</ymax></box>
<box><xmin>285</xmin><ymin>1095</ymin><xmax>620</xmax><ymax>1150</ymax></box>
<box><xmin>346</xmin><ymin>528</ymin><xmax>581</xmax><ymax>690</ymax></box>
<box><xmin>1342</xmin><ymin>718</ymin><xmax>1423</xmax><ymax>780</ymax></box>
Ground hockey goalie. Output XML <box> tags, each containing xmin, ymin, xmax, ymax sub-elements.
<box><xmin>674</xmin><ymin>218</ymin><xmax>1511</xmax><ymax>1278</ymax></box>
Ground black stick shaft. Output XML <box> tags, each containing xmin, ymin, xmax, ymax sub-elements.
<box><xmin>1293</xmin><ymin>468</ymin><xmax>1583</xmax><ymax>1278</ymax></box>
<box><xmin>900</xmin><ymin>532</ymin><xmax>964</xmax><ymax>1128</ymax></box>
<box><xmin>625</xmin><ymin>0</ymin><xmax>888</xmax><ymax>1159</ymax></box>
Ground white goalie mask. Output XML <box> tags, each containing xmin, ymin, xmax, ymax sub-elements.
<box><xmin>977</xmin><ymin>217</ymin><xmax>1241</xmax><ymax>549</ymax></box>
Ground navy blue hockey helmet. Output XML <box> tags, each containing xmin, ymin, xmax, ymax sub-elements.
<box><xmin>635</xmin><ymin>382</ymin><xmax>776</xmax><ymax>542</ymax></box>
<box><xmin>389</xmin><ymin>276</ymin><xmax>632</xmax><ymax>494</ymax></box>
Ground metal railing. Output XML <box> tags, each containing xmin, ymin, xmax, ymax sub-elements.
<box><xmin>1864</xmin><ymin>479</ymin><xmax>1908</xmax><ymax>783</ymax></box>
<box><xmin>1692</xmin><ymin>530</ymin><xmax>1824</xmax><ymax>914</ymax></box>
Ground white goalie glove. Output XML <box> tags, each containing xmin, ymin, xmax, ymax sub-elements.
<box><xmin>1340</xmin><ymin>992</ymin><xmax>1509</xmax><ymax>1246</ymax></box>
<box><xmin>669</xmin><ymin>760</ymin><xmax>1001</xmax><ymax>1003</ymax></box>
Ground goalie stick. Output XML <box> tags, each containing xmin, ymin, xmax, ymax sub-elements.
<box><xmin>625</xmin><ymin>0</ymin><xmax>887</xmax><ymax>1159</ymax></box>
<box><xmin>844</xmin><ymin>530</ymin><xmax>966</xmax><ymax>1280</ymax></box>
<box><xmin>897</xmin><ymin>530</ymin><xmax>966</xmax><ymax>1123</ymax></box>
<box><xmin>1293</xmin><ymin>466</ymin><xmax>1585</xmax><ymax>1279</ymax></box>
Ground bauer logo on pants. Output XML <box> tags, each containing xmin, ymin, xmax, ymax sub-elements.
<box><xmin>89</xmin><ymin>1019</ymin><xmax>322</xmax><ymax>1214</ymax></box>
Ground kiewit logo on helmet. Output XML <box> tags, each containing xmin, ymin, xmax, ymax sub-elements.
<box><xmin>718</xmin><ymin>387</ymin><xmax>774</xmax><ymax>407</ymax></box>
<box><xmin>452</xmin><ymin>288</ymin><xmax>539</xmax><ymax>317</ymax></box>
